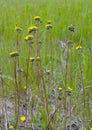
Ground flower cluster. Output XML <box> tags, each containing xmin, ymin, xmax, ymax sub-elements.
<box><xmin>28</xmin><ymin>26</ymin><xmax>38</xmax><ymax>33</ymax></box>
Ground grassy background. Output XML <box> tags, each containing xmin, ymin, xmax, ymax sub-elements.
<box><xmin>0</xmin><ymin>0</ymin><xmax>92</xmax><ymax>73</ymax></box>
<box><xmin>0</xmin><ymin>0</ymin><xmax>92</xmax><ymax>129</ymax></box>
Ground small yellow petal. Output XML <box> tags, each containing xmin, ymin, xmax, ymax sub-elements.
<box><xmin>34</xmin><ymin>16</ymin><xmax>41</xmax><ymax>21</ymax></box>
<box><xmin>58</xmin><ymin>87</ymin><xmax>62</xmax><ymax>91</ymax></box>
<box><xmin>46</xmin><ymin>70</ymin><xmax>51</xmax><ymax>74</ymax></box>
<box><xmin>29</xmin><ymin>57</ymin><xmax>35</xmax><ymax>62</ymax></box>
<box><xmin>68</xmin><ymin>87</ymin><xmax>73</xmax><ymax>91</ymax></box>
<box><xmin>76</xmin><ymin>45</ymin><xmax>82</xmax><ymax>50</ymax></box>
<box><xmin>9</xmin><ymin>51</ymin><xmax>19</xmax><ymax>57</ymax></box>
<box><xmin>9</xmin><ymin>125</ymin><xmax>14</xmax><ymax>129</ymax></box>
<box><xmin>20</xmin><ymin>116</ymin><xmax>26</xmax><ymax>122</ymax></box>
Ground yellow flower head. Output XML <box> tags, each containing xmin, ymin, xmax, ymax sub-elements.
<box><xmin>68</xmin><ymin>24</ymin><xmax>74</xmax><ymax>32</ymax></box>
<box><xmin>15</xmin><ymin>23</ymin><xmax>22</xmax><ymax>32</ymax></box>
<box><xmin>9</xmin><ymin>51</ymin><xmax>19</xmax><ymax>57</ymax></box>
<box><xmin>28</xmin><ymin>26</ymin><xmax>38</xmax><ymax>33</ymax></box>
<box><xmin>47</xmin><ymin>20</ymin><xmax>52</xmax><ymax>24</ymax></box>
<box><xmin>24</xmin><ymin>86</ymin><xmax>26</xmax><ymax>89</ymax></box>
<box><xmin>36</xmin><ymin>56</ymin><xmax>40</xmax><ymax>61</ymax></box>
<box><xmin>9</xmin><ymin>125</ymin><xmax>14</xmax><ymax>129</ymax></box>
<box><xmin>34</xmin><ymin>16</ymin><xmax>41</xmax><ymax>21</ymax></box>
<box><xmin>76</xmin><ymin>44</ymin><xmax>82</xmax><ymax>50</ymax></box>
<box><xmin>90</xmin><ymin>128</ymin><xmax>92</xmax><ymax>130</ymax></box>
<box><xmin>58</xmin><ymin>87</ymin><xmax>62</xmax><ymax>91</ymax></box>
<box><xmin>20</xmin><ymin>116</ymin><xmax>26</xmax><ymax>122</ymax></box>
<box><xmin>45</xmin><ymin>24</ymin><xmax>53</xmax><ymax>30</ymax></box>
<box><xmin>68</xmin><ymin>87</ymin><xmax>73</xmax><ymax>91</ymax></box>
<box><xmin>25</xmin><ymin>34</ymin><xmax>34</xmax><ymax>41</ymax></box>
<box><xmin>29</xmin><ymin>57</ymin><xmax>35</xmax><ymax>62</ymax></box>
<box><xmin>46</xmin><ymin>69</ymin><xmax>51</xmax><ymax>74</ymax></box>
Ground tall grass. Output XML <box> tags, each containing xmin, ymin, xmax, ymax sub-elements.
<box><xmin>0</xmin><ymin>0</ymin><xmax>92</xmax><ymax>129</ymax></box>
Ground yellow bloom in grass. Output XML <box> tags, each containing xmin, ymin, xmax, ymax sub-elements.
<box><xmin>58</xmin><ymin>87</ymin><xmax>62</xmax><ymax>91</ymax></box>
<box><xmin>36</xmin><ymin>56</ymin><xmax>40</xmax><ymax>61</ymax></box>
<box><xmin>46</xmin><ymin>69</ymin><xmax>51</xmax><ymax>74</ymax></box>
<box><xmin>29</xmin><ymin>57</ymin><xmax>35</xmax><ymax>62</ymax></box>
<box><xmin>25</xmin><ymin>34</ymin><xmax>34</xmax><ymax>41</ymax></box>
<box><xmin>15</xmin><ymin>24</ymin><xmax>22</xmax><ymax>32</ymax></box>
<box><xmin>45</xmin><ymin>24</ymin><xmax>53</xmax><ymax>30</ymax></box>
<box><xmin>9</xmin><ymin>51</ymin><xmax>19</xmax><ymax>57</ymax></box>
<box><xmin>28</xmin><ymin>26</ymin><xmax>38</xmax><ymax>33</ymax></box>
<box><xmin>9</xmin><ymin>125</ymin><xmax>14</xmax><ymax>129</ymax></box>
<box><xmin>90</xmin><ymin>128</ymin><xmax>92</xmax><ymax>130</ymax></box>
<box><xmin>34</xmin><ymin>16</ymin><xmax>41</xmax><ymax>21</ymax></box>
<box><xmin>20</xmin><ymin>116</ymin><xmax>26</xmax><ymax>122</ymax></box>
<box><xmin>68</xmin><ymin>24</ymin><xmax>74</xmax><ymax>32</ymax></box>
<box><xmin>76</xmin><ymin>44</ymin><xmax>82</xmax><ymax>50</ymax></box>
<box><xmin>24</xmin><ymin>86</ymin><xmax>26</xmax><ymax>89</ymax></box>
<box><xmin>68</xmin><ymin>87</ymin><xmax>73</xmax><ymax>91</ymax></box>
<box><xmin>47</xmin><ymin>20</ymin><xmax>52</xmax><ymax>24</ymax></box>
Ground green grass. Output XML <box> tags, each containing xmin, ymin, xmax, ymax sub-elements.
<box><xmin>0</xmin><ymin>0</ymin><xmax>92</xmax><ymax>129</ymax></box>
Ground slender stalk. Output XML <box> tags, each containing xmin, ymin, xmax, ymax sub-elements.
<box><xmin>13</xmin><ymin>58</ymin><xmax>20</xmax><ymax>128</ymax></box>
<box><xmin>64</xmin><ymin>45</ymin><xmax>69</xmax><ymax>130</ymax></box>
<box><xmin>39</xmin><ymin>57</ymin><xmax>49</xmax><ymax>118</ymax></box>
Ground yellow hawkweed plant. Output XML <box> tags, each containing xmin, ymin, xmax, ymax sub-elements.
<box><xmin>9</xmin><ymin>51</ymin><xmax>19</xmax><ymax>57</ymax></box>
<box><xmin>46</xmin><ymin>69</ymin><xmax>51</xmax><ymax>74</ymax></box>
<box><xmin>15</xmin><ymin>24</ymin><xmax>22</xmax><ymax>32</ymax></box>
<box><xmin>76</xmin><ymin>44</ymin><xmax>82</xmax><ymax>50</ymax></box>
<box><xmin>28</xmin><ymin>26</ymin><xmax>38</xmax><ymax>33</ymax></box>
<box><xmin>58</xmin><ymin>87</ymin><xmax>63</xmax><ymax>91</ymax></box>
<box><xmin>29</xmin><ymin>57</ymin><xmax>35</xmax><ymax>62</ymax></box>
<box><xmin>24</xmin><ymin>86</ymin><xmax>26</xmax><ymax>89</ymax></box>
<box><xmin>20</xmin><ymin>116</ymin><xmax>26</xmax><ymax>122</ymax></box>
<box><xmin>36</xmin><ymin>56</ymin><xmax>40</xmax><ymax>61</ymax></box>
<box><xmin>45</xmin><ymin>24</ymin><xmax>53</xmax><ymax>30</ymax></box>
<box><xmin>47</xmin><ymin>20</ymin><xmax>52</xmax><ymax>24</ymax></box>
<box><xmin>68</xmin><ymin>24</ymin><xmax>74</xmax><ymax>32</ymax></box>
<box><xmin>34</xmin><ymin>16</ymin><xmax>41</xmax><ymax>21</ymax></box>
<box><xmin>9</xmin><ymin>125</ymin><xmax>14</xmax><ymax>129</ymax></box>
<box><xmin>68</xmin><ymin>87</ymin><xmax>73</xmax><ymax>91</ymax></box>
<box><xmin>25</xmin><ymin>34</ymin><xmax>34</xmax><ymax>41</ymax></box>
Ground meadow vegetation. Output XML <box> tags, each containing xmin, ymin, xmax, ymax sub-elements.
<box><xmin>0</xmin><ymin>0</ymin><xmax>92</xmax><ymax>129</ymax></box>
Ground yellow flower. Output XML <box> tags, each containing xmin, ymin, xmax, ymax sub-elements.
<box><xmin>47</xmin><ymin>20</ymin><xmax>52</xmax><ymax>24</ymax></box>
<box><xmin>24</xmin><ymin>86</ymin><xmax>26</xmax><ymax>89</ymax></box>
<box><xmin>58</xmin><ymin>87</ymin><xmax>62</xmax><ymax>91</ymax></box>
<box><xmin>20</xmin><ymin>116</ymin><xmax>26</xmax><ymax>122</ymax></box>
<box><xmin>68</xmin><ymin>24</ymin><xmax>74</xmax><ymax>32</ymax></box>
<box><xmin>29</xmin><ymin>57</ymin><xmax>35</xmax><ymax>62</ymax></box>
<box><xmin>15</xmin><ymin>24</ymin><xmax>22</xmax><ymax>32</ymax></box>
<box><xmin>76</xmin><ymin>44</ymin><xmax>82</xmax><ymax>50</ymax></box>
<box><xmin>9</xmin><ymin>51</ymin><xmax>19</xmax><ymax>57</ymax></box>
<box><xmin>28</xmin><ymin>26</ymin><xmax>38</xmax><ymax>33</ymax></box>
<box><xmin>46</xmin><ymin>69</ymin><xmax>51</xmax><ymax>74</ymax></box>
<box><xmin>9</xmin><ymin>125</ymin><xmax>14</xmax><ymax>129</ymax></box>
<box><xmin>34</xmin><ymin>16</ymin><xmax>41</xmax><ymax>21</ymax></box>
<box><xmin>68</xmin><ymin>87</ymin><xmax>73</xmax><ymax>91</ymax></box>
<box><xmin>36</xmin><ymin>56</ymin><xmax>40</xmax><ymax>61</ymax></box>
<box><xmin>25</xmin><ymin>34</ymin><xmax>34</xmax><ymax>41</ymax></box>
<box><xmin>45</xmin><ymin>24</ymin><xmax>53</xmax><ymax>30</ymax></box>
<box><xmin>90</xmin><ymin>128</ymin><xmax>92</xmax><ymax>130</ymax></box>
